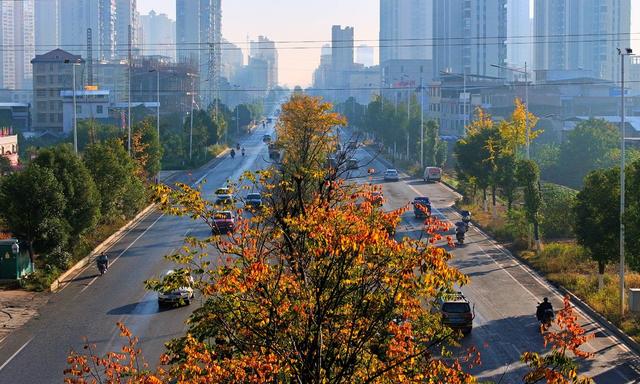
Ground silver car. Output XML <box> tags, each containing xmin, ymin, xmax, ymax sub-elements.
<box><xmin>157</xmin><ymin>270</ymin><xmax>194</xmax><ymax>306</ymax></box>
<box><xmin>384</xmin><ymin>169</ymin><xmax>400</xmax><ymax>181</ymax></box>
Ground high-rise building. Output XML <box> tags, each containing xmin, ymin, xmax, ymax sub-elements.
<box><xmin>506</xmin><ymin>0</ymin><xmax>531</xmax><ymax>68</ymax></box>
<box><xmin>331</xmin><ymin>26</ymin><xmax>354</xmax><ymax>73</ymax></box>
<box><xmin>35</xmin><ymin>0</ymin><xmax>59</xmax><ymax>55</ymax></box>
<box><xmin>221</xmin><ymin>39</ymin><xmax>244</xmax><ymax>81</ymax></box>
<box><xmin>250</xmin><ymin>36</ymin><xmax>278</xmax><ymax>89</ymax></box>
<box><xmin>0</xmin><ymin>0</ymin><xmax>35</xmax><ymax>90</ymax></box>
<box><xmin>356</xmin><ymin>45</ymin><xmax>375</xmax><ymax>67</ymax></box>
<box><xmin>115</xmin><ymin>0</ymin><xmax>138</xmax><ymax>59</ymax></box>
<box><xmin>99</xmin><ymin>0</ymin><xmax>117</xmax><ymax>60</ymax></box>
<box><xmin>175</xmin><ymin>0</ymin><xmax>221</xmax><ymax>105</ymax></box>
<box><xmin>59</xmin><ymin>0</ymin><xmax>100</xmax><ymax>58</ymax></box>
<box><xmin>534</xmin><ymin>0</ymin><xmax>631</xmax><ymax>81</ymax></box>
<box><xmin>379</xmin><ymin>0</ymin><xmax>432</xmax><ymax>63</ymax></box>
<box><xmin>140</xmin><ymin>10</ymin><xmax>176</xmax><ymax>59</ymax></box>
<box><xmin>432</xmin><ymin>0</ymin><xmax>507</xmax><ymax>78</ymax></box>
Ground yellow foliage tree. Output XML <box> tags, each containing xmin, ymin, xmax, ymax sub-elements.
<box><xmin>500</xmin><ymin>98</ymin><xmax>541</xmax><ymax>156</ymax></box>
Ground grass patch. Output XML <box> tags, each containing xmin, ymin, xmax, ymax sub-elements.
<box><xmin>208</xmin><ymin>144</ymin><xmax>228</xmax><ymax>158</ymax></box>
<box><xmin>521</xmin><ymin>243</ymin><xmax>640</xmax><ymax>343</ymax></box>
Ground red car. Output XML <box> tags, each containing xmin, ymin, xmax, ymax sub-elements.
<box><xmin>212</xmin><ymin>211</ymin><xmax>235</xmax><ymax>234</ymax></box>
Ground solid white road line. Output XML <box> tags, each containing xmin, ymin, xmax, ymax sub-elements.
<box><xmin>0</xmin><ymin>337</ymin><xmax>33</xmax><ymax>373</ymax></box>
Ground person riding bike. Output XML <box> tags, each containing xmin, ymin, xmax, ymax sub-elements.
<box><xmin>230</xmin><ymin>149</ymin><xmax>236</xmax><ymax>159</ymax></box>
<box><xmin>241</xmin><ymin>147</ymin><xmax>245</xmax><ymax>156</ymax></box>
<box><xmin>97</xmin><ymin>252</ymin><xmax>109</xmax><ymax>272</ymax></box>
<box><xmin>536</xmin><ymin>297</ymin><xmax>554</xmax><ymax>323</ymax></box>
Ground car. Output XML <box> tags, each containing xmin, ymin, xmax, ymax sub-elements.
<box><xmin>215</xmin><ymin>187</ymin><xmax>232</xmax><ymax>196</ymax></box>
<box><xmin>245</xmin><ymin>193</ymin><xmax>263</xmax><ymax>210</ymax></box>
<box><xmin>263</xmin><ymin>134</ymin><xmax>272</xmax><ymax>143</ymax></box>
<box><xmin>212</xmin><ymin>210</ymin><xmax>235</xmax><ymax>234</ymax></box>
<box><xmin>435</xmin><ymin>292</ymin><xmax>474</xmax><ymax>334</ymax></box>
<box><xmin>214</xmin><ymin>194</ymin><xmax>234</xmax><ymax>208</ymax></box>
<box><xmin>347</xmin><ymin>158</ymin><xmax>358</xmax><ymax>170</ymax></box>
<box><xmin>157</xmin><ymin>270</ymin><xmax>194</xmax><ymax>306</ymax></box>
<box><xmin>424</xmin><ymin>167</ymin><xmax>442</xmax><ymax>182</ymax></box>
<box><xmin>412</xmin><ymin>196</ymin><xmax>431</xmax><ymax>218</ymax></box>
<box><xmin>383</xmin><ymin>169</ymin><xmax>400</xmax><ymax>182</ymax></box>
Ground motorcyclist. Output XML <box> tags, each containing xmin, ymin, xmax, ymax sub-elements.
<box><xmin>241</xmin><ymin>147</ymin><xmax>246</xmax><ymax>156</ymax></box>
<box><xmin>97</xmin><ymin>252</ymin><xmax>109</xmax><ymax>273</ymax></box>
<box><xmin>230</xmin><ymin>149</ymin><xmax>236</xmax><ymax>159</ymax></box>
<box><xmin>536</xmin><ymin>297</ymin><xmax>554</xmax><ymax>323</ymax></box>
<box><xmin>455</xmin><ymin>222</ymin><xmax>466</xmax><ymax>244</ymax></box>
<box><xmin>236</xmin><ymin>143</ymin><xmax>241</xmax><ymax>150</ymax></box>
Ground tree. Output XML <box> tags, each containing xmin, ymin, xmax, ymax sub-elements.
<box><xmin>626</xmin><ymin>159</ymin><xmax>640</xmax><ymax>271</ymax></box>
<box><xmin>422</xmin><ymin>120</ymin><xmax>447</xmax><ymax>168</ymax></box>
<box><xmin>517</xmin><ymin>159</ymin><xmax>543</xmax><ymax>250</ymax></box>
<box><xmin>84</xmin><ymin>139</ymin><xmax>146</xmax><ymax>220</ymax></box>
<box><xmin>555</xmin><ymin>119</ymin><xmax>619</xmax><ymax>188</ymax></box>
<box><xmin>32</xmin><ymin>144</ymin><xmax>101</xmax><ymax>239</ymax></box>
<box><xmin>0</xmin><ymin>164</ymin><xmax>67</xmax><ymax>263</ymax></box>
<box><xmin>76</xmin><ymin>120</ymin><xmax>121</xmax><ymax>151</ymax></box>
<box><xmin>0</xmin><ymin>155</ymin><xmax>12</xmax><ymax>176</ymax></box>
<box><xmin>574</xmin><ymin>167</ymin><xmax>620</xmax><ymax>289</ymax></box>
<box><xmin>132</xmin><ymin>118</ymin><xmax>162</xmax><ymax>180</ymax></box>
<box><xmin>540</xmin><ymin>184</ymin><xmax>577</xmax><ymax>239</ymax></box>
<box><xmin>183</xmin><ymin>110</ymin><xmax>211</xmax><ymax>165</ymax></box>
<box><xmin>497</xmin><ymin>151</ymin><xmax>518</xmax><ymax>210</ymax></box>
<box><xmin>500</xmin><ymin>98</ymin><xmax>541</xmax><ymax>156</ymax></box>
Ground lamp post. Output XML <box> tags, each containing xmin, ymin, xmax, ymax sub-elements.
<box><xmin>419</xmin><ymin>78</ymin><xmax>424</xmax><ymax>169</ymax></box>
<box><xmin>64</xmin><ymin>59</ymin><xmax>82</xmax><ymax>153</ymax></box>
<box><xmin>492</xmin><ymin>62</ymin><xmax>530</xmax><ymax>159</ymax></box>
<box><xmin>149</xmin><ymin>69</ymin><xmax>160</xmax><ymax>139</ymax></box>
<box><xmin>618</xmin><ymin>47</ymin><xmax>634</xmax><ymax>316</ymax></box>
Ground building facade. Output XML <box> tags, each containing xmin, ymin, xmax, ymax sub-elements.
<box><xmin>115</xmin><ymin>0</ymin><xmax>138</xmax><ymax>59</ymax></box>
<box><xmin>139</xmin><ymin>10</ymin><xmax>176</xmax><ymax>60</ymax></box>
<box><xmin>60</xmin><ymin>89</ymin><xmax>110</xmax><ymax>133</ymax></box>
<box><xmin>506</xmin><ymin>0</ymin><xmax>531</xmax><ymax>68</ymax></box>
<box><xmin>432</xmin><ymin>0</ymin><xmax>507</xmax><ymax>78</ymax></box>
<box><xmin>250</xmin><ymin>36</ymin><xmax>278</xmax><ymax>90</ymax></box>
<box><xmin>356</xmin><ymin>45</ymin><xmax>375</xmax><ymax>67</ymax></box>
<box><xmin>380</xmin><ymin>0</ymin><xmax>432</xmax><ymax>63</ymax></box>
<box><xmin>34</xmin><ymin>0</ymin><xmax>59</xmax><ymax>55</ymax></box>
<box><xmin>31</xmin><ymin>49</ymin><xmax>85</xmax><ymax>132</ymax></box>
<box><xmin>533</xmin><ymin>0</ymin><xmax>631</xmax><ymax>81</ymax></box>
<box><xmin>0</xmin><ymin>1</ymin><xmax>35</xmax><ymax>90</ymax></box>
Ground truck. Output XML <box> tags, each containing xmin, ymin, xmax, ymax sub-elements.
<box><xmin>423</xmin><ymin>167</ymin><xmax>442</xmax><ymax>182</ymax></box>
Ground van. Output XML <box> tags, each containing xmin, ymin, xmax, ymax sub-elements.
<box><xmin>423</xmin><ymin>167</ymin><xmax>442</xmax><ymax>182</ymax></box>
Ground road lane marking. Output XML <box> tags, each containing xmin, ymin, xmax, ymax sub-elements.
<box><xmin>0</xmin><ymin>337</ymin><xmax>33</xmax><ymax>373</ymax></box>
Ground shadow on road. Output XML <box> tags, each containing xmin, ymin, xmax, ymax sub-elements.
<box><xmin>107</xmin><ymin>300</ymin><xmax>173</xmax><ymax>316</ymax></box>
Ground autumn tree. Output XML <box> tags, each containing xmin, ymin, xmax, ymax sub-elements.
<box><xmin>517</xmin><ymin>159</ymin><xmax>543</xmax><ymax>250</ymax></box>
<box><xmin>500</xmin><ymin>98</ymin><xmax>541</xmax><ymax>156</ymax></box>
<box><xmin>131</xmin><ymin>118</ymin><xmax>162</xmax><ymax>180</ymax></box>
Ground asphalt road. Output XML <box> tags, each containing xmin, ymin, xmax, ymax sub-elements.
<box><xmin>0</xmin><ymin>123</ymin><xmax>277</xmax><ymax>383</ymax></box>
<box><xmin>2</xmin><ymin>123</ymin><xmax>640</xmax><ymax>383</ymax></box>
<box><xmin>350</xmin><ymin>145</ymin><xmax>640</xmax><ymax>383</ymax></box>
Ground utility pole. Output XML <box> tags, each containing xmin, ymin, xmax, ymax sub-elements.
<box><xmin>127</xmin><ymin>24</ymin><xmax>132</xmax><ymax>155</ymax></box>
<box><xmin>72</xmin><ymin>64</ymin><xmax>78</xmax><ymax>153</ymax></box>
<box><xmin>156</xmin><ymin>69</ymin><xmax>160</xmax><ymax>139</ymax></box>
<box><xmin>420</xmin><ymin>78</ymin><xmax>424</xmax><ymax>169</ymax></box>
<box><xmin>525</xmin><ymin>61</ymin><xmax>529</xmax><ymax>159</ymax></box>
<box><xmin>189</xmin><ymin>91</ymin><xmax>194</xmax><ymax>161</ymax></box>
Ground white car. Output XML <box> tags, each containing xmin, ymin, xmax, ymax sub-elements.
<box><xmin>157</xmin><ymin>270</ymin><xmax>194</xmax><ymax>306</ymax></box>
<box><xmin>384</xmin><ymin>169</ymin><xmax>400</xmax><ymax>181</ymax></box>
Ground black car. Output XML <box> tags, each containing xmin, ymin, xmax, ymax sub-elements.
<box><xmin>435</xmin><ymin>292</ymin><xmax>474</xmax><ymax>334</ymax></box>
<box><xmin>412</xmin><ymin>196</ymin><xmax>431</xmax><ymax>218</ymax></box>
<box><xmin>245</xmin><ymin>193</ymin><xmax>263</xmax><ymax>210</ymax></box>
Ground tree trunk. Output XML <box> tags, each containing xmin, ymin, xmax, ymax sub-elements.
<box><xmin>482</xmin><ymin>188</ymin><xmax>488</xmax><ymax>212</ymax></box>
<box><xmin>598</xmin><ymin>261</ymin><xmax>606</xmax><ymax>290</ymax></box>
<box><xmin>533</xmin><ymin>219</ymin><xmax>542</xmax><ymax>252</ymax></box>
<box><xmin>27</xmin><ymin>240</ymin><xmax>35</xmax><ymax>265</ymax></box>
<box><xmin>491</xmin><ymin>184</ymin><xmax>497</xmax><ymax>218</ymax></box>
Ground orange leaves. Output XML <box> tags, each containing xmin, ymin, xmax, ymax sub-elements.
<box><xmin>543</xmin><ymin>296</ymin><xmax>594</xmax><ymax>360</ymax></box>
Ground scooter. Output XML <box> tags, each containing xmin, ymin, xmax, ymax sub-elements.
<box><xmin>230</xmin><ymin>149</ymin><xmax>236</xmax><ymax>159</ymax></box>
<box><xmin>536</xmin><ymin>304</ymin><xmax>555</xmax><ymax>327</ymax></box>
<box><xmin>455</xmin><ymin>227</ymin><xmax>465</xmax><ymax>245</ymax></box>
<box><xmin>97</xmin><ymin>260</ymin><xmax>108</xmax><ymax>275</ymax></box>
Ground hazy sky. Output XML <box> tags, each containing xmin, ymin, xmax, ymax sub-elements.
<box><xmin>138</xmin><ymin>0</ymin><xmax>640</xmax><ymax>87</ymax></box>
<box><xmin>138</xmin><ymin>0</ymin><xmax>379</xmax><ymax>87</ymax></box>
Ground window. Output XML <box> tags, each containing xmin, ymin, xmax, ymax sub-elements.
<box><xmin>49</xmin><ymin>114</ymin><xmax>56</xmax><ymax>123</ymax></box>
<box><xmin>37</xmin><ymin>101</ymin><xmax>46</xmax><ymax>110</ymax></box>
<box><xmin>49</xmin><ymin>75</ymin><xmax>55</xmax><ymax>84</ymax></box>
<box><xmin>96</xmin><ymin>105</ymin><xmax>103</xmax><ymax>114</ymax></box>
<box><xmin>36</xmin><ymin>89</ymin><xmax>46</xmax><ymax>97</ymax></box>
<box><xmin>57</xmin><ymin>113</ymin><xmax>63</xmax><ymax>123</ymax></box>
<box><xmin>37</xmin><ymin>113</ymin><xmax>46</xmax><ymax>123</ymax></box>
<box><xmin>76</xmin><ymin>105</ymin><xmax>82</xmax><ymax>114</ymax></box>
<box><xmin>36</xmin><ymin>76</ymin><xmax>46</xmax><ymax>85</ymax></box>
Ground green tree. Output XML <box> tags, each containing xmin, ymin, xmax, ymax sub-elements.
<box><xmin>517</xmin><ymin>159</ymin><xmax>543</xmax><ymax>250</ymax></box>
<box><xmin>626</xmin><ymin>159</ymin><xmax>640</xmax><ymax>271</ymax></box>
<box><xmin>33</xmin><ymin>144</ymin><xmax>101</xmax><ymax>239</ymax></box>
<box><xmin>497</xmin><ymin>152</ymin><xmax>518</xmax><ymax>210</ymax></box>
<box><xmin>132</xmin><ymin>118</ymin><xmax>162</xmax><ymax>179</ymax></box>
<box><xmin>555</xmin><ymin>119</ymin><xmax>619</xmax><ymax>188</ymax></box>
<box><xmin>422</xmin><ymin>120</ymin><xmax>447</xmax><ymax>168</ymax></box>
<box><xmin>0</xmin><ymin>156</ymin><xmax>12</xmax><ymax>176</ymax></box>
<box><xmin>84</xmin><ymin>139</ymin><xmax>146</xmax><ymax>220</ymax></box>
<box><xmin>76</xmin><ymin>120</ymin><xmax>121</xmax><ymax>151</ymax></box>
<box><xmin>540</xmin><ymin>183</ymin><xmax>577</xmax><ymax>239</ymax></box>
<box><xmin>574</xmin><ymin>168</ymin><xmax>620</xmax><ymax>289</ymax></box>
<box><xmin>0</xmin><ymin>164</ymin><xmax>67</xmax><ymax>263</ymax></box>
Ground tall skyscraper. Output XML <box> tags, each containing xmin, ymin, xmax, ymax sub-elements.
<box><xmin>0</xmin><ymin>0</ymin><xmax>35</xmax><ymax>90</ymax></box>
<box><xmin>534</xmin><ymin>0</ymin><xmax>631</xmax><ymax>81</ymax></box>
<box><xmin>140</xmin><ymin>10</ymin><xmax>176</xmax><ymax>59</ymax></box>
<box><xmin>175</xmin><ymin>0</ymin><xmax>200</xmax><ymax>64</ymax></box>
<box><xmin>115</xmin><ymin>0</ymin><xmax>138</xmax><ymax>59</ymax></box>
<box><xmin>35</xmin><ymin>0</ymin><xmax>59</xmax><ymax>55</ymax></box>
<box><xmin>432</xmin><ymin>0</ymin><xmax>507</xmax><ymax>78</ymax></box>
<box><xmin>379</xmin><ymin>0</ymin><xmax>432</xmax><ymax>63</ymax></box>
<box><xmin>332</xmin><ymin>26</ymin><xmax>354</xmax><ymax>73</ymax></box>
<box><xmin>99</xmin><ymin>0</ymin><xmax>116</xmax><ymax>60</ymax></box>
<box><xmin>506</xmin><ymin>0</ymin><xmax>531</xmax><ymax>68</ymax></box>
<box><xmin>59</xmin><ymin>0</ymin><xmax>100</xmax><ymax>58</ymax></box>
<box><xmin>250</xmin><ymin>36</ymin><xmax>278</xmax><ymax>89</ymax></box>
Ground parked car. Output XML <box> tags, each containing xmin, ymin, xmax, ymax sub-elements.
<box><xmin>212</xmin><ymin>210</ymin><xmax>235</xmax><ymax>234</ymax></box>
<box><xmin>347</xmin><ymin>158</ymin><xmax>358</xmax><ymax>170</ymax></box>
<box><xmin>412</xmin><ymin>196</ymin><xmax>431</xmax><ymax>218</ymax></box>
<box><xmin>157</xmin><ymin>270</ymin><xmax>194</xmax><ymax>306</ymax></box>
<box><xmin>263</xmin><ymin>134</ymin><xmax>272</xmax><ymax>143</ymax></box>
<box><xmin>435</xmin><ymin>292</ymin><xmax>474</xmax><ymax>334</ymax></box>
<box><xmin>245</xmin><ymin>193</ymin><xmax>263</xmax><ymax>210</ymax></box>
<box><xmin>424</xmin><ymin>166</ymin><xmax>442</xmax><ymax>182</ymax></box>
<box><xmin>383</xmin><ymin>168</ymin><xmax>400</xmax><ymax>182</ymax></box>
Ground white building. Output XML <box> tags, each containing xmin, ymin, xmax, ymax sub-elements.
<box><xmin>61</xmin><ymin>89</ymin><xmax>110</xmax><ymax>134</ymax></box>
<box><xmin>0</xmin><ymin>1</ymin><xmax>35</xmax><ymax>90</ymax></box>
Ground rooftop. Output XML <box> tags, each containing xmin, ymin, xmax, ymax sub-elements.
<box><xmin>31</xmin><ymin>49</ymin><xmax>84</xmax><ymax>64</ymax></box>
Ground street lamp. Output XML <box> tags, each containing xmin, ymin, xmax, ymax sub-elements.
<box><xmin>618</xmin><ymin>47</ymin><xmax>634</xmax><ymax>316</ymax></box>
<box><xmin>492</xmin><ymin>62</ymin><xmax>531</xmax><ymax>159</ymax></box>
<box><xmin>149</xmin><ymin>69</ymin><xmax>160</xmax><ymax>140</ymax></box>
<box><xmin>64</xmin><ymin>59</ymin><xmax>82</xmax><ymax>153</ymax></box>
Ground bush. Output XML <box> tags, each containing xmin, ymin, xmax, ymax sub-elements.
<box><xmin>540</xmin><ymin>183</ymin><xmax>577</xmax><ymax>239</ymax></box>
<box><xmin>42</xmin><ymin>246</ymin><xmax>72</xmax><ymax>271</ymax></box>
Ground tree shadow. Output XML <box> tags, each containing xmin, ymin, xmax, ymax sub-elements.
<box><xmin>107</xmin><ymin>299</ymin><xmax>174</xmax><ymax>316</ymax></box>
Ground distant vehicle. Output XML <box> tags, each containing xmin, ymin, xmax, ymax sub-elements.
<box><xmin>267</xmin><ymin>117</ymin><xmax>273</xmax><ymax>124</ymax></box>
<box><xmin>383</xmin><ymin>168</ymin><xmax>400</xmax><ymax>182</ymax></box>
<box><xmin>347</xmin><ymin>141</ymin><xmax>358</xmax><ymax>150</ymax></box>
<box><xmin>214</xmin><ymin>194</ymin><xmax>234</xmax><ymax>208</ymax></box>
<box><xmin>435</xmin><ymin>292</ymin><xmax>474</xmax><ymax>334</ymax></box>
<box><xmin>412</xmin><ymin>196</ymin><xmax>431</xmax><ymax>218</ymax></box>
<box><xmin>347</xmin><ymin>158</ymin><xmax>358</xmax><ymax>170</ymax></box>
<box><xmin>263</xmin><ymin>134</ymin><xmax>272</xmax><ymax>143</ymax></box>
<box><xmin>424</xmin><ymin>167</ymin><xmax>442</xmax><ymax>182</ymax></box>
<box><xmin>212</xmin><ymin>210</ymin><xmax>235</xmax><ymax>234</ymax></box>
<box><xmin>245</xmin><ymin>193</ymin><xmax>263</xmax><ymax>210</ymax></box>
<box><xmin>157</xmin><ymin>270</ymin><xmax>194</xmax><ymax>306</ymax></box>
<box><xmin>268</xmin><ymin>143</ymin><xmax>281</xmax><ymax>160</ymax></box>
<box><xmin>215</xmin><ymin>187</ymin><xmax>232</xmax><ymax>196</ymax></box>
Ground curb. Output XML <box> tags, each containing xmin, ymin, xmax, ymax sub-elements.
<box><xmin>50</xmin><ymin>204</ymin><xmax>156</xmax><ymax>292</ymax></box>
<box><xmin>49</xmin><ymin>148</ymin><xmax>231</xmax><ymax>293</ymax></box>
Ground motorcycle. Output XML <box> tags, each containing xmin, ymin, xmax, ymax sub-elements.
<box><xmin>455</xmin><ymin>230</ymin><xmax>465</xmax><ymax>245</ymax></box>
<box><xmin>536</xmin><ymin>303</ymin><xmax>555</xmax><ymax>327</ymax></box>
<box><xmin>230</xmin><ymin>149</ymin><xmax>236</xmax><ymax>159</ymax></box>
<box><xmin>97</xmin><ymin>259</ymin><xmax>108</xmax><ymax>275</ymax></box>
<box><xmin>241</xmin><ymin>148</ymin><xmax>245</xmax><ymax>157</ymax></box>
<box><xmin>236</xmin><ymin>143</ymin><xmax>241</xmax><ymax>150</ymax></box>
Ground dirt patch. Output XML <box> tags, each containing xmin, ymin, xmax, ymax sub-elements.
<box><xmin>0</xmin><ymin>289</ymin><xmax>49</xmax><ymax>341</ymax></box>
